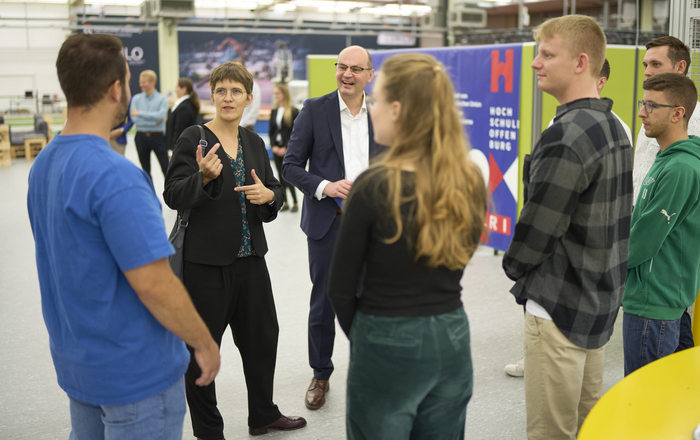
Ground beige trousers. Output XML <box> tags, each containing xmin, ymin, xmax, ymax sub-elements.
<box><xmin>524</xmin><ymin>311</ymin><xmax>605</xmax><ymax>440</ymax></box>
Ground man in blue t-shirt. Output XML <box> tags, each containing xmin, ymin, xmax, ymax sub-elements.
<box><xmin>27</xmin><ymin>33</ymin><xmax>219</xmax><ymax>439</ymax></box>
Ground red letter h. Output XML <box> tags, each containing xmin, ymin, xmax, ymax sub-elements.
<box><xmin>491</xmin><ymin>49</ymin><xmax>514</xmax><ymax>93</ymax></box>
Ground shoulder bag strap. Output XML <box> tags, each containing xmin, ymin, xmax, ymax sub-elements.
<box><xmin>178</xmin><ymin>124</ymin><xmax>207</xmax><ymax>227</ymax></box>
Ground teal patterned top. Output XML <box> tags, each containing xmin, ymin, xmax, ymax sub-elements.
<box><xmin>228</xmin><ymin>133</ymin><xmax>255</xmax><ymax>258</ymax></box>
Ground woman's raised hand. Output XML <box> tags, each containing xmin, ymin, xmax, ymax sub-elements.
<box><xmin>197</xmin><ymin>143</ymin><xmax>223</xmax><ymax>187</ymax></box>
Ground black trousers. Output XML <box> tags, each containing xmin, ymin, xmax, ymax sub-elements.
<box><xmin>134</xmin><ymin>132</ymin><xmax>169</xmax><ymax>180</ymax></box>
<box><xmin>273</xmin><ymin>154</ymin><xmax>297</xmax><ymax>205</ymax></box>
<box><xmin>676</xmin><ymin>309</ymin><xmax>695</xmax><ymax>352</ymax></box>
<box><xmin>183</xmin><ymin>257</ymin><xmax>281</xmax><ymax>440</ymax></box>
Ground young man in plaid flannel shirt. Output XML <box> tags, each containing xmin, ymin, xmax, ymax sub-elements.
<box><xmin>502</xmin><ymin>15</ymin><xmax>633</xmax><ymax>440</ymax></box>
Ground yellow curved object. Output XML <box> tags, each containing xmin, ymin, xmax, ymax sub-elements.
<box><xmin>578</xmin><ymin>346</ymin><xmax>700</xmax><ymax>439</ymax></box>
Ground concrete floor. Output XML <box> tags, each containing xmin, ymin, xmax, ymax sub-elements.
<box><xmin>0</xmin><ymin>137</ymin><xmax>625</xmax><ymax>439</ymax></box>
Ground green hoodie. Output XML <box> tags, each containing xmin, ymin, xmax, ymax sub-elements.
<box><xmin>623</xmin><ymin>135</ymin><xmax>700</xmax><ymax>320</ymax></box>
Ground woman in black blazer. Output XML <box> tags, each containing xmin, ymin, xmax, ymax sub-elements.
<box><xmin>163</xmin><ymin>62</ymin><xmax>306</xmax><ymax>439</ymax></box>
<box><xmin>165</xmin><ymin>77</ymin><xmax>200</xmax><ymax>150</ymax></box>
<box><xmin>268</xmin><ymin>83</ymin><xmax>299</xmax><ymax>211</ymax></box>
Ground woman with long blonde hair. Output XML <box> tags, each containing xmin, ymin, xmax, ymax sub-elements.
<box><xmin>269</xmin><ymin>83</ymin><xmax>299</xmax><ymax>211</ymax></box>
<box><xmin>327</xmin><ymin>52</ymin><xmax>487</xmax><ymax>439</ymax></box>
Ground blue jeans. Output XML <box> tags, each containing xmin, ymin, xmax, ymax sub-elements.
<box><xmin>68</xmin><ymin>377</ymin><xmax>186</xmax><ymax>440</ymax></box>
<box><xmin>347</xmin><ymin>309</ymin><xmax>473</xmax><ymax>440</ymax></box>
<box><xmin>623</xmin><ymin>312</ymin><xmax>681</xmax><ymax>376</ymax></box>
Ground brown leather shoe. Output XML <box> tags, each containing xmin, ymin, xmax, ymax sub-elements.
<box><xmin>248</xmin><ymin>415</ymin><xmax>307</xmax><ymax>436</ymax></box>
<box><xmin>305</xmin><ymin>378</ymin><xmax>329</xmax><ymax>410</ymax></box>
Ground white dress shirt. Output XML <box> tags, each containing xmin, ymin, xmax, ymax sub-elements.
<box><xmin>275</xmin><ymin>106</ymin><xmax>285</xmax><ymax>143</ymax></box>
<box><xmin>171</xmin><ymin>95</ymin><xmax>189</xmax><ymax>112</ymax></box>
<box><xmin>314</xmin><ymin>91</ymin><xmax>370</xmax><ymax>200</ymax></box>
<box><xmin>632</xmin><ymin>104</ymin><xmax>700</xmax><ymax>202</ymax></box>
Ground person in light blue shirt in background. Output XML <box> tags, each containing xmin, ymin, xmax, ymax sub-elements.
<box><xmin>131</xmin><ymin>69</ymin><xmax>169</xmax><ymax>180</ymax></box>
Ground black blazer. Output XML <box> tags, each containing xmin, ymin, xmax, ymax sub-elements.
<box><xmin>268</xmin><ymin>106</ymin><xmax>299</xmax><ymax>148</ymax></box>
<box><xmin>166</xmin><ymin>98</ymin><xmax>197</xmax><ymax>150</ymax></box>
<box><xmin>163</xmin><ymin>125</ymin><xmax>284</xmax><ymax>266</ymax></box>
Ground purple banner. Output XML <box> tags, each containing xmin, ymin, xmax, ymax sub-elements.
<box><xmin>370</xmin><ymin>44</ymin><xmax>522</xmax><ymax>251</ymax></box>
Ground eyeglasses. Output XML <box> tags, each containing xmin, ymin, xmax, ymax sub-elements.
<box><xmin>638</xmin><ymin>100</ymin><xmax>678</xmax><ymax>114</ymax></box>
<box><xmin>214</xmin><ymin>88</ymin><xmax>246</xmax><ymax>100</ymax></box>
<box><xmin>335</xmin><ymin>63</ymin><xmax>371</xmax><ymax>74</ymax></box>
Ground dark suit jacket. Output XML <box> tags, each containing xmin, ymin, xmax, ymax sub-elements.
<box><xmin>282</xmin><ymin>90</ymin><xmax>380</xmax><ymax>241</ymax></box>
<box><xmin>165</xmin><ymin>98</ymin><xmax>197</xmax><ymax>150</ymax></box>
<box><xmin>163</xmin><ymin>125</ymin><xmax>284</xmax><ymax>266</ymax></box>
<box><xmin>269</xmin><ymin>106</ymin><xmax>299</xmax><ymax>148</ymax></box>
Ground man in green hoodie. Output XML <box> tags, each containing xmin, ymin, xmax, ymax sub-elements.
<box><xmin>622</xmin><ymin>72</ymin><xmax>700</xmax><ymax>376</ymax></box>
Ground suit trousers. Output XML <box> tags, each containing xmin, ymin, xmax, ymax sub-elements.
<box><xmin>183</xmin><ymin>257</ymin><xmax>282</xmax><ymax>440</ymax></box>
<box><xmin>134</xmin><ymin>132</ymin><xmax>169</xmax><ymax>180</ymax></box>
<box><xmin>524</xmin><ymin>311</ymin><xmax>605</xmax><ymax>440</ymax></box>
<box><xmin>307</xmin><ymin>213</ymin><xmax>341</xmax><ymax>380</ymax></box>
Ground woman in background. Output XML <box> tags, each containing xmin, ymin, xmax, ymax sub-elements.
<box><xmin>268</xmin><ymin>83</ymin><xmax>299</xmax><ymax>212</ymax></box>
<box><xmin>327</xmin><ymin>53</ymin><xmax>487</xmax><ymax>440</ymax></box>
<box><xmin>166</xmin><ymin>77</ymin><xmax>200</xmax><ymax>150</ymax></box>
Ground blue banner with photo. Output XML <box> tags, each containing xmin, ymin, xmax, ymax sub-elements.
<box><xmin>370</xmin><ymin>44</ymin><xmax>522</xmax><ymax>251</ymax></box>
<box><xmin>177</xmin><ymin>32</ymin><xmax>418</xmax><ymax>107</ymax></box>
<box><xmin>83</xmin><ymin>28</ymin><xmax>160</xmax><ymax>97</ymax></box>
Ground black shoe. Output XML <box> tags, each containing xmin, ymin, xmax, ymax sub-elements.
<box><xmin>280</xmin><ymin>203</ymin><xmax>290</xmax><ymax>212</ymax></box>
<box><xmin>291</xmin><ymin>204</ymin><xmax>298</xmax><ymax>213</ymax></box>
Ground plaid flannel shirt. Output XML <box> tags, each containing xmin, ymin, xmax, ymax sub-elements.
<box><xmin>503</xmin><ymin>98</ymin><xmax>633</xmax><ymax>349</ymax></box>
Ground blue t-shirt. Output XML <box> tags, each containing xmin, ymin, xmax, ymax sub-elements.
<box><xmin>27</xmin><ymin>134</ymin><xmax>189</xmax><ymax>405</ymax></box>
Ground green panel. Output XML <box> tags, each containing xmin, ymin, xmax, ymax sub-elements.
<box><xmin>517</xmin><ymin>43</ymin><xmax>535</xmax><ymax>215</ymax></box>
<box><xmin>602</xmin><ymin>45</ymin><xmax>645</xmax><ymax>147</ymax></box>
<box><xmin>541</xmin><ymin>93</ymin><xmax>558</xmax><ymax>132</ymax></box>
<box><xmin>307</xmin><ymin>56</ymin><xmax>338</xmax><ymax>99</ymax></box>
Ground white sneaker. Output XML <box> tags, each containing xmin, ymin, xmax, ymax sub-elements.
<box><xmin>504</xmin><ymin>357</ymin><xmax>524</xmax><ymax>377</ymax></box>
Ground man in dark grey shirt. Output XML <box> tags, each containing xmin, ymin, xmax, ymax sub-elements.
<box><xmin>502</xmin><ymin>15</ymin><xmax>633</xmax><ymax>440</ymax></box>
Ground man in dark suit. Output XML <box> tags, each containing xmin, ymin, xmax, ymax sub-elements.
<box><xmin>282</xmin><ymin>45</ymin><xmax>377</xmax><ymax>410</ymax></box>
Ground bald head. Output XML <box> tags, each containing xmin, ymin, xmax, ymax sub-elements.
<box><xmin>338</xmin><ymin>45</ymin><xmax>373</xmax><ymax>70</ymax></box>
<box><xmin>335</xmin><ymin>45</ymin><xmax>375</xmax><ymax>106</ymax></box>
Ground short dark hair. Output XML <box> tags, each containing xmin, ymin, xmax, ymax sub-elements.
<box><xmin>643</xmin><ymin>73</ymin><xmax>698</xmax><ymax>128</ymax></box>
<box><xmin>599</xmin><ymin>59</ymin><xmax>610</xmax><ymax>80</ymax></box>
<box><xmin>209</xmin><ymin>61</ymin><xmax>253</xmax><ymax>95</ymax></box>
<box><xmin>56</xmin><ymin>33</ymin><xmax>126</xmax><ymax>109</ymax></box>
<box><xmin>646</xmin><ymin>36</ymin><xmax>691</xmax><ymax>75</ymax></box>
